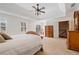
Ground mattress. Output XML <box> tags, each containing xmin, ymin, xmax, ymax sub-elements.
<box><xmin>20</xmin><ymin>45</ymin><xmax>42</xmax><ymax>55</ymax></box>
<box><xmin>0</xmin><ymin>34</ymin><xmax>41</xmax><ymax>55</ymax></box>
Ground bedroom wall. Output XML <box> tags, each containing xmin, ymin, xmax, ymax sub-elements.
<box><xmin>0</xmin><ymin>13</ymin><xmax>34</xmax><ymax>35</ymax></box>
<box><xmin>45</xmin><ymin>19</ymin><xmax>59</xmax><ymax>38</ymax></box>
<box><xmin>23</xmin><ymin>12</ymin><xmax>75</xmax><ymax>38</ymax></box>
<box><xmin>30</xmin><ymin>19</ymin><xmax>59</xmax><ymax>38</ymax></box>
<box><xmin>1</xmin><ymin>4</ymin><xmax>78</xmax><ymax>36</ymax></box>
<box><xmin>34</xmin><ymin>20</ymin><xmax>47</xmax><ymax>36</ymax></box>
<box><xmin>29</xmin><ymin>20</ymin><xmax>46</xmax><ymax>35</ymax></box>
<box><xmin>29</xmin><ymin>15</ymin><xmax>74</xmax><ymax>38</ymax></box>
<box><xmin>43</xmin><ymin>4</ymin><xmax>79</xmax><ymax>38</ymax></box>
<box><xmin>45</xmin><ymin>13</ymin><xmax>74</xmax><ymax>38</ymax></box>
<box><xmin>27</xmin><ymin>21</ymin><xmax>38</xmax><ymax>32</ymax></box>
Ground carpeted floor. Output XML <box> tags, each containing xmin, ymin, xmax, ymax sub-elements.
<box><xmin>36</xmin><ymin>38</ymin><xmax>79</xmax><ymax>55</ymax></box>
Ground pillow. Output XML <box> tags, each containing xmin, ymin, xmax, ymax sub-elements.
<box><xmin>0</xmin><ymin>32</ymin><xmax>12</xmax><ymax>40</ymax></box>
<box><xmin>26</xmin><ymin>31</ymin><xmax>39</xmax><ymax>36</ymax></box>
<box><xmin>0</xmin><ymin>35</ymin><xmax>5</xmax><ymax>43</ymax></box>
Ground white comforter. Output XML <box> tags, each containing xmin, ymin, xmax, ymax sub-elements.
<box><xmin>0</xmin><ymin>34</ymin><xmax>41</xmax><ymax>55</ymax></box>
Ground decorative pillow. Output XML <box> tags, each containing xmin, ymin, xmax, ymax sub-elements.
<box><xmin>0</xmin><ymin>35</ymin><xmax>5</xmax><ymax>43</ymax></box>
<box><xmin>0</xmin><ymin>32</ymin><xmax>12</xmax><ymax>40</ymax></box>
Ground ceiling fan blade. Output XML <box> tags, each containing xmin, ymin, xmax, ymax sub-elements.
<box><xmin>39</xmin><ymin>11</ymin><xmax>45</xmax><ymax>13</ymax></box>
<box><xmin>40</xmin><ymin>7</ymin><xmax>45</xmax><ymax>10</ymax></box>
<box><xmin>32</xmin><ymin>6</ymin><xmax>37</xmax><ymax>10</ymax></box>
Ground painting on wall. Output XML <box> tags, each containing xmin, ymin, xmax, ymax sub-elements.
<box><xmin>21</xmin><ymin>22</ymin><xmax>26</xmax><ymax>32</ymax></box>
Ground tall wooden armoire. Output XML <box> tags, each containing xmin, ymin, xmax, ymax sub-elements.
<box><xmin>45</xmin><ymin>25</ymin><xmax>53</xmax><ymax>38</ymax></box>
<box><xmin>68</xmin><ymin>11</ymin><xmax>79</xmax><ymax>51</ymax></box>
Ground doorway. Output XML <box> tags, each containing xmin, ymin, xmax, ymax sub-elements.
<box><xmin>59</xmin><ymin>21</ymin><xmax>69</xmax><ymax>38</ymax></box>
<box><xmin>45</xmin><ymin>25</ymin><xmax>53</xmax><ymax>38</ymax></box>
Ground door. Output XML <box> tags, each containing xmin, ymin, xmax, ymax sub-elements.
<box><xmin>59</xmin><ymin>21</ymin><xmax>69</xmax><ymax>38</ymax></box>
<box><xmin>45</xmin><ymin>26</ymin><xmax>53</xmax><ymax>38</ymax></box>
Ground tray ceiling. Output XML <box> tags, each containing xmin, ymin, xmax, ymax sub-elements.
<box><xmin>0</xmin><ymin>3</ymin><xmax>78</xmax><ymax>20</ymax></box>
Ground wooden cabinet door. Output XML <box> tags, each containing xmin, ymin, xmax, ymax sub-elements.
<box><xmin>74</xmin><ymin>11</ymin><xmax>79</xmax><ymax>30</ymax></box>
<box><xmin>68</xmin><ymin>31</ymin><xmax>79</xmax><ymax>51</ymax></box>
<box><xmin>45</xmin><ymin>26</ymin><xmax>53</xmax><ymax>37</ymax></box>
<box><xmin>78</xmin><ymin>17</ymin><xmax>79</xmax><ymax>30</ymax></box>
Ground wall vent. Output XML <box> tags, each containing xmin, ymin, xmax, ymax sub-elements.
<box><xmin>71</xmin><ymin>3</ymin><xmax>76</xmax><ymax>8</ymax></box>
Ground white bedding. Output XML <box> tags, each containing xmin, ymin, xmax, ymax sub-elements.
<box><xmin>0</xmin><ymin>34</ymin><xmax>41</xmax><ymax>55</ymax></box>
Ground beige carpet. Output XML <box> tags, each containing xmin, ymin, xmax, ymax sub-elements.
<box><xmin>36</xmin><ymin>38</ymin><xmax>79</xmax><ymax>55</ymax></box>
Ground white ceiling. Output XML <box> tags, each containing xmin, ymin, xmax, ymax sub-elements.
<box><xmin>0</xmin><ymin>3</ymin><xmax>78</xmax><ymax>20</ymax></box>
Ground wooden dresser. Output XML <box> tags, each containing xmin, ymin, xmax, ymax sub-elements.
<box><xmin>68</xmin><ymin>31</ymin><xmax>79</xmax><ymax>51</ymax></box>
<box><xmin>68</xmin><ymin>11</ymin><xmax>79</xmax><ymax>52</ymax></box>
<box><xmin>45</xmin><ymin>25</ymin><xmax>53</xmax><ymax>38</ymax></box>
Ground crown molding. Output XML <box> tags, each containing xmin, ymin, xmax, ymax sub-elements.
<box><xmin>0</xmin><ymin>10</ymin><xmax>36</xmax><ymax>21</ymax></box>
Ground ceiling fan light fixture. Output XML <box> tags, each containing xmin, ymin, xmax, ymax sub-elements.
<box><xmin>37</xmin><ymin>4</ymin><xmax>39</xmax><ymax>6</ymax></box>
<box><xmin>32</xmin><ymin>4</ymin><xmax>45</xmax><ymax>16</ymax></box>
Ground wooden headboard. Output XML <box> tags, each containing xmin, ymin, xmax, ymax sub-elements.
<box><xmin>26</xmin><ymin>31</ymin><xmax>39</xmax><ymax>36</ymax></box>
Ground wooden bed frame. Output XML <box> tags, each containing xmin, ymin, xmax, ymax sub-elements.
<box><xmin>26</xmin><ymin>31</ymin><xmax>39</xmax><ymax>36</ymax></box>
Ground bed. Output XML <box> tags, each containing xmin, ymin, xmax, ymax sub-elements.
<box><xmin>0</xmin><ymin>33</ymin><xmax>42</xmax><ymax>55</ymax></box>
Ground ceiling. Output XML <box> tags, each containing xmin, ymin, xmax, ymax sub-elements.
<box><xmin>0</xmin><ymin>3</ymin><xmax>78</xmax><ymax>20</ymax></box>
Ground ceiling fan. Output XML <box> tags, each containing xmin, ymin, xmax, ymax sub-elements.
<box><xmin>32</xmin><ymin>4</ymin><xmax>45</xmax><ymax>16</ymax></box>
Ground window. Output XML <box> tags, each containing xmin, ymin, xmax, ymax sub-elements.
<box><xmin>0</xmin><ymin>17</ymin><xmax>7</xmax><ymax>32</ymax></box>
<box><xmin>36</xmin><ymin>25</ymin><xmax>41</xmax><ymax>35</ymax></box>
<box><xmin>21</xmin><ymin>22</ymin><xmax>26</xmax><ymax>32</ymax></box>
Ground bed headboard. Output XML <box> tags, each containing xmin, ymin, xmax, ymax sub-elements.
<box><xmin>26</xmin><ymin>31</ymin><xmax>39</xmax><ymax>36</ymax></box>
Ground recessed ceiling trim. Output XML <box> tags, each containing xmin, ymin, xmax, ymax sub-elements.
<box><xmin>0</xmin><ymin>10</ymin><xmax>36</xmax><ymax>21</ymax></box>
